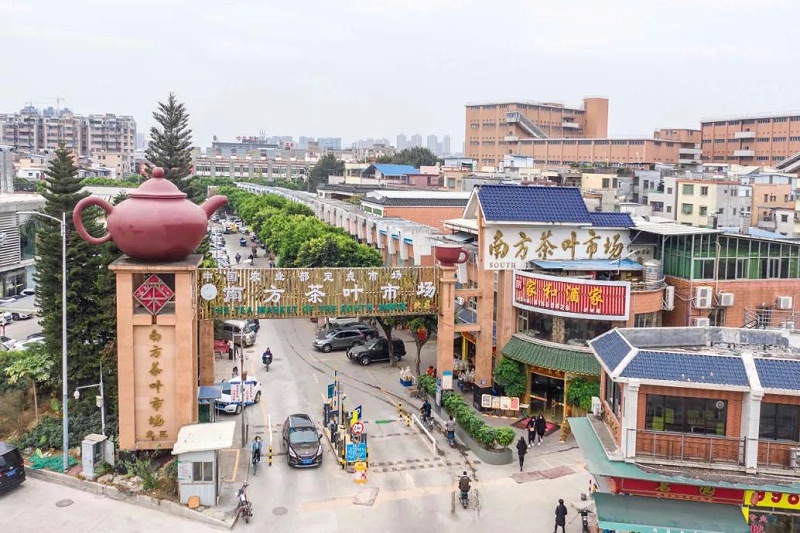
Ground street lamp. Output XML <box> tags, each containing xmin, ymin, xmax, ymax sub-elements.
<box><xmin>73</xmin><ymin>361</ymin><xmax>106</xmax><ymax>436</ymax></box>
<box><xmin>19</xmin><ymin>210</ymin><xmax>68</xmax><ymax>472</ymax></box>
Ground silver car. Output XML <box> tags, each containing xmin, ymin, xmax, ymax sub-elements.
<box><xmin>313</xmin><ymin>329</ymin><xmax>365</xmax><ymax>353</ymax></box>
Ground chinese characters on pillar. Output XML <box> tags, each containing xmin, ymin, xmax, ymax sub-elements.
<box><xmin>512</xmin><ymin>270</ymin><xmax>630</xmax><ymax>321</ymax></box>
<box><xmin>485</xmin><ymin>226</ymin><xmax>630</xmax><ymax>270</ymax></box>
<box><xmin>145</xmin><ymin>328</ymin><xmax>168</xmax><ymax>441</ymax></box>
<box><xmin>198</xmin><ymin>267</ymin><xmax>439</xmax><ymax>320</ymax></box>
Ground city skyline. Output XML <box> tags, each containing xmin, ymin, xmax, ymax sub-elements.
<box><xmin>2</xmin><ymin>1</ymin><xmax>800</xmax><ymax>153</ymax></box>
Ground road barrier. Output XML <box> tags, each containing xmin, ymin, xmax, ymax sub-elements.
<box><xmin>411</xmin><ymin>413</ymin><xmax>437</xmax><ymax>457</ymax></box>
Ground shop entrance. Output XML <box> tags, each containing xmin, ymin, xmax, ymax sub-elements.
<box><xmin>529</xmin><ymin>372</ymin><xmax>564</xmax><ymax>419</ymax></box>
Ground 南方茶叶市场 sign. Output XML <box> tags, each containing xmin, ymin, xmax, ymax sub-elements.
<box><xmin>198</xmin><ymin>266</ymin><xmax>439</xmax><ymax>320</ymax></box>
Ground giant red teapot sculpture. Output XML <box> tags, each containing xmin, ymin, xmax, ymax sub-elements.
<box><xmin>73</xmin><ymin>167</ymin><xmax>228</xmax><ymax>262</ymax></box>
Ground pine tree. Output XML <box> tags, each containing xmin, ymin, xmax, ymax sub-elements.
<box><xmin>35</xmin><ymin>144</ymin><xmax>119</xmax><ymax>395</ymax></box>
<box><xmin>145</xmin><ymin>92</ymin><xmax>194</xmax><ymax>197</ymax></box>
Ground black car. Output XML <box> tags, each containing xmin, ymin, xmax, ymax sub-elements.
<box><xmin>282</xmin><ymin>414</ymin><xmax>323</xmax><ymax>467</ymax></box>
<box><xmin>328</xmin><ymin>322</ymin><xmax>379</xmax><ymax>339</ymax></box>
<box><xmin>347</xmin><ymin>338</ymin><xmax>407</xmax><ymax>365</ymax></box>
<box><xmin>0</xmin><ymin>442</ymin><xmax>25</xmax><ymax>492</ymax></box>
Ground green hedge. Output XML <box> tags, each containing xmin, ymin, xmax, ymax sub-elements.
<box><xmin>417</xmin><ymin>374</ymin><xmax>514</xmax><ymax>449</ymax></box>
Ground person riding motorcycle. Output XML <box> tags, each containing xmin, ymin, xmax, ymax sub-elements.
<box><xmin>250</xmin><ymin>436</ymin><xmax>263</xmax><ymax>463</ymax></box>
<box><xmin>446</xmin><ymin>416</ymin><xmax>456</xmax><ymax>444</ymax></box>
<box><xmin>262</xmin><ymin>347</ymin><xmax>273</xmax><ymax>366</ymax></box>
<box><xmin>235</xmin><ymin>252</ymin><xmax>242</xmax><ymax>264</ymax></box>
<box><xmin>421</xmin><ymin>399</ymin><xmax>432</xmax><ymax>422</ymax></box>
<box><xmin>458</xmin><ymin>471</ymin><xmax>471</xmax><ymax>502</ymax></box>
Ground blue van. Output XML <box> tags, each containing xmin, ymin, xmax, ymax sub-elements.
<box><xmin>0</xmin><ymin>442</ymin><xmax>25</xmax><ymax>492</ymax></box>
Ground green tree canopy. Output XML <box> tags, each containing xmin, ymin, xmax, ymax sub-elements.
<box><xmin>391</xmin><ymin>147</ymin><xmax>439</xmax><ymax>168</ymax></box>
<box><xmin>492</xmin><ymin>357</ymin><xmax>526</xmax><ymax>398</ymax></box>
<box><xmin>309</xmin><ymin>153</ymin><xmax>344</xmax><ymax>192</ymax></box>
<box><xmin>145</xmin><ymin>93</ymin><xmax>194</xmax><ymax>197</ymax></box>
<box><xmin>5</xmin><ymin>344</ymin><xmax>54</xmax><ymax>422</ymax></box>
<box><xmin>296</xmin><ymin>234</ymin><xmax>383</xmax><ymax>268</ymax></box>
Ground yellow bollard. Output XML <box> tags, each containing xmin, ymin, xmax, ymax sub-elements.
<box><xmin>353</xmin><ymin>461</ymin><xmax>367</xmax><ymax>484</ymax></box>
<box><xmin>268</xmin><ymin>445</ymin><xmax>273</xmax><ymax>467</ymax></box>
<box><xmin>406</xmin><ymin>414</ymin><xmax>411</xmax><ymax>427</ymax></box>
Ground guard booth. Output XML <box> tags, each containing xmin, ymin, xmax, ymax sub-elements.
<box><xmin>172</xmin><ymin>421</ymin><xmax>235</xmax><ymax>507</ymax></box>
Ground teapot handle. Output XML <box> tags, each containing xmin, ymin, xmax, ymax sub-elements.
<box><xmin>73</xmin><ymin>197</ymin><xmax>114</xmax><ymax>245</ymax></box>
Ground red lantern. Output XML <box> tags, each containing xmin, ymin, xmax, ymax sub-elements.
<box><xmin>416</xmin><ymin>328</ymin><xmax>427</xmax><ymax>343</ymax></box>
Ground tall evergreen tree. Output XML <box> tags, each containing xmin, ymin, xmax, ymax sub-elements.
<box><xmin>145</xmin><ymin>92</ymin><xmax>194</xmax><ymax>197</ymax></box>
<box><xmin>35</xmin><ymin>144</ymin><xmax>118</xmax><ymax>396</ymax></box>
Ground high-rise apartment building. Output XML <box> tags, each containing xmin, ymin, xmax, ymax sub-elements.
<box><xmin>410</xmin><ymin>134</ymin><xmax>422</xmax><ymax>149</ymax></box>
<box><xmin>426</xmin><ymin>134</ymin><xmax>439</xmax><ymax>155</ymax></box>
<box><xmin>396</xmin><ymin>134</ymin><xmax>407</xmax><ymax>151</ymax></box>
<box><xmin>701</xmin><ymin>113</ymin><xmax>800</xmax><ymax>167</ymax></box>
<box><xmin>465</xmin><ymin>97</ymin><xmax>609</xmax><ymax>166</ymax></box>
<box><xmin>0</xmin><ymin>146</ymin><xmax>14</xmax><ymax>194</ymax></box>
<box><xmin>442</xmin><ymin>135</ymin><xmax>451</xmax><ymax>156</ymax></box>
<box><xmin>0</xmin><ymin>106</ymin><xmax>136</xmax><ymax>174</ymax></box>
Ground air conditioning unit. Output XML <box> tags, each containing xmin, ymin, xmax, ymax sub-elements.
<box><xmin>663</xmin><ymin>285</ymin><xmax>675</xmax><ymax>310</ymax></box>
<box><xmin>591</xmin><ymin>396</ymin><xmax>603</xmax><ymax>418</ymax></box>
<box><xmin>454</xmin><ymin>297</ymin><xmax>465</xmax><ymax>306</ymax></box>
<box><xmin>717</xmin><ymin>292</ymin><xmax>735</xmax><ymax>307</ymax></box>
<box><xmin>692</xmin><ymin>317</ymin><xmax>711</xmax><ymax>327</ymax></box>
<box><xmin>694</xmin><ymin>286</ymin><xmax>713</xmax><ymax>309</ymax></box>
<box><xmin>776</xmin><ymin>296</ymin><xmax>794</xmax><ymax>310</ymax></box>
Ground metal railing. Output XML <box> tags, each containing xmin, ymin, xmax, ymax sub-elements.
<box><xmin>628</xmin><ymin>428</ymin><xmax>747</xmax><ymax>467</ymax></box>
<box><xmin>758</xmin><ymin>440</ymin><xmax>800</xmax><ymax>471</ymax></box>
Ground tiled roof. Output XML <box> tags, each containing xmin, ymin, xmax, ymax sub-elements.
<box><xmin>477</xmin><ymin>185</ymin><xmax>592</xmax><ymax>223</ymax></box>
<box><xmin>589</xmin><ymin>330</ymin><xmax>632</xmax><ymax>373</ymax></box>
<box><xmin>620</xmin><ymin>351</ymin><xmax>748</xmax><ymax>386</ymax></box>
<box><xmin>755</xmin><ymin>359</ymin><xmax>800</xmax><ymax>390</ymax></box>
<box><xmin>372</xmin><ymin>164</ymin><xmax>418</xmax><ymax>176</ymax></box>
<box><xmin>501</xmin><ymin>334</ymin><xmax>601</xmax><ymax>376</ymax></box>
<box><xmin>588</xmin><ymin>212</ymin><xmax>634</xmax><ymax>228</ymax></box>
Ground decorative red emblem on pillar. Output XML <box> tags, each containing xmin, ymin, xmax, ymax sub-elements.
<box><xmin>133</xmin><ymin>274</ymin><xmax>175</xmax><ymax>315</ymax></box>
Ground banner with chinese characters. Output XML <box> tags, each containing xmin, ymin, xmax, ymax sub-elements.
<box><xmin>484</xmin><ymin>226</ymin><xmax>630</xmax><ymax>270</ymax></box>
<box><xmin>134</xmin><ymin>326</ymin><xmax>175</xmax><ymax>447</ymax></box>
<box><xmin>198</xmin><ymin>267</ymin><xmax>439</xmax><ymax>320</ymax></box>
<box><xmin>618</xmin><ymin>479</ymin><xmax>744</xmax><ymax>504</ymax></box>
<box><xmin>512</xmin><ymin>270</ymin><xmax>630</xmax><ymax>321</ymax></box>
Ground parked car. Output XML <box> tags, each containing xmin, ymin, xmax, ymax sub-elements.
<box><xmin>347</xmin><ymin>338</ymin><xmax>407</xmax><ymax>365</ymax></box>
<box><xmin>313</xmin><ymin>329</ymin><xmax>365</xmax><ymax>353</ymax></box>
<box><xmin>214</xmin><ymin>377</ymin><xmax>262</xmax><ymax>414</ymax></box>
<box><xmin>11</xmin><ymin>310</ymin><xmax>34</xmax><ymax>320</ymax></box>
<box><xmin>11</xmin><ymin>338</ymin><xmax>43</xmax><ymax>351</ymax></box>
<box><xmin>0</xmin><ymin>336</ymin><xmax>16</xmax><ymax>349</ymax></box>
<box><xmin>20</xmin><ymin>288</ymin><xmax>36</xmax><ymax>297</ymax></box>
<box><xmin>282</xmin><ymin>414</ymin><xmax>323</xmax><ymax>467</ymax></box>
<box><xmin>0</xmin><ymin>442</ymin><xmax>25</xmax><ymax>492</ymax></box>
<box><xmin>219</xmin><ymin>320</ymin><xmax>256</xmax><ymax>347</ymax></box>
<box><xmin>329</xmin><ymin>322</ymin><xmax>378</xmax><ymax>339</ymax></box>
<box><xmin>327</xmin><ymin>317</ymin><xmax>360</xmax><ymax>327</ymax></box>
<box><xmin>26</xmin><ymin>332</ymin><xmax>44</xmax><ymax>341</ymax></box>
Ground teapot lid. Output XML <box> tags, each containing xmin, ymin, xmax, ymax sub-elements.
<box><xmin>131</xmin><ymin>168</ymin><xmax>187</xmax><ymax>199</ymax></box>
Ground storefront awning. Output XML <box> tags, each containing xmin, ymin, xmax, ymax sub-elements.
<box><xmin>594</xmin><ymin>492</ymin><xmax>749</xmax><ymax>533</ymax></box>
<box><xmin>501</xmin><ymin>334</ymin><xmax>600</xmax><ymax>376</ymax></box>
<box><xmin>531</xmin><ymin>258</ymin><xmax>643</xmax><ymax>271</ymax></box>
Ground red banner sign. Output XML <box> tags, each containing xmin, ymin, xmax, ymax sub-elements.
<box><xmin>618</xmin><ymin>478</ymin><xmax>744</xmax><ymax>505</ymax></box>
<box><xmin>512</xmin><ymin>270</ymin><xmax>630</xmax><ymax>321</ymax></box>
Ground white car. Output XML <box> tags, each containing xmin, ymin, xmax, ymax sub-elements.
<box><xmin>214</xmin><ymin>377</ymin><xmax>262</xmax><ymax>414</ymax></box>
<box><xmin>11</xmin><ymin>338</ymin><xmax>44</xmax><ymax>351</ymax></box>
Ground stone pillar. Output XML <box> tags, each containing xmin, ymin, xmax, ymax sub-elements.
<box><xmin>560</xmin><ymin>375</ymin><xmax>572</xmax><ymax>443</ymax></box>
<box><xmin>741</xmin><ymin>390</ymin><xmax>764</xmax><ymax>471</ymax></box>
<box><xmin>495</xmin><ymin>270</ymin><xmax>515</xmax><ymax>352</ymax></box>
<box><xmin>436</xmin><ymin>265</ymin><xmax>457</xmax><ymax>384</ymax></box>
<box><xmin>620</xmin><ymin>379</ymin><xmax>641</xmax><ymax>459</ymax></box>
<box><xmin>552</xmin><ymin>316</ymin><xmax>566</xmax><ymax>344</ymax></box>
<box><xmin>110</xmin><ymin>255</ymin><xmax>201</xmax><ymax>451</ymax></box>
<box><xmin>474</xmin><ymin>264</ymin><xmax>494</xmax><ymax>388</ymax></box>
<box><xmin>198</xmin><ymin>319</ymin><xmax>215</xmax><ymax>386</ymax></box>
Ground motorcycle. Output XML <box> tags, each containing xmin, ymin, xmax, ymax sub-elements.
<box><xmin>579</xmin><ymin>508</ymin><xmax>593</xmax><ymax>533</ymax></box>
<box><xmin>446</xmin><ymin>428</ymin><xmax>456</xmax><ymax>447</ymax></box>
<box><xmin>236</xmin><ymin>483</ymin><xmax>253</xmax><ymax>524</ymax></box>
<box><xmin>262</xmin><ymin>349</ymin><xmax>273</xmax><ymax>372</ymax></box>
<box><xmin>460</xmin><ymin>490</ymin><xmax>469</xmax><ymax>509</ymax></box>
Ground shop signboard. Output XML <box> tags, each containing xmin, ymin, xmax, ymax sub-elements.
<box><xmin>484</xmin><ymin>226</ymin><xmax>630</xmax><ymax>270</ymax></box>
<box><xmin>618</xmin><ymin>479</ymin><xmax>744</xmax><ymax>504</ymax></box>
<box><xmin>199</xmin><ymin>266</ymin><xmax>438</xmax><ymax>320</ymax></box>
<box><xmin>481</xmin><ymin>395</ymin><xmax>521</xmax><ymax>410</ymax></box>
<box><xmin>512</xmin><ymin>270</ymin><xmax>630</xmax><ymax>321</ymax></box>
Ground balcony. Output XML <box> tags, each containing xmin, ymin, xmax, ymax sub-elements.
<box><xmin>628</xmin><ymin>428</ymin><xmax>746</xmax><ymax>468</ymax></box>
<box><xmin>561</xmin><ymin>121</ymin><xmax>580</xmax><ymax>129</ymax></box>
<box><xmin>678</xmin><ymin>158</ymin><xmax>701</xmax><ymax>165</ymax></box>
<box><xmin>733</xmin><ymin>149</ymin><xmax>754</xmax><ymax>157</ymax></box>
<box><xmin>504</xmin><ymin>135</ymin><xmax>519</xmax><ymax>142</ymax></box>
<box><xmin>734</xmin><ymin>131</ymin><xmax>756</xmax><ymax>140</ymax></box>
<box><xmin>758</xmin><ymin>440</ymin><xmax>800</xmax><ymax>472</ymax></box>
<box><xmin>678</xmin><ymin>147</ymin><xmax>702</xmax><ymax>155</ymax></box>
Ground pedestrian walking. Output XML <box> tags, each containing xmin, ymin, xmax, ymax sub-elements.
<box><xmin>516</xmin><ymin>436</ymin><xmax>527</xmax><ymax>471</ymax></box>
<box><xmin>526</xmin><ymin>416</ymin><xmax>536</xmax><ymax>447</ymax></box>
<box><xmin>554</xmin><ymin>498</ymin><xmax>568</xmax><ymax>533</ymax></box>
<box><xmin>0</xmin><ymin>316</ymin><xmax>6</xmax><ymax>336</ymax></box>
<box><xmin>535</xmin><ymin>414</ymin><xmax>547</xmax><ymax>445</ymax></box>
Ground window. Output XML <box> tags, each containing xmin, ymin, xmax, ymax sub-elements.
<box><xmin>757</xmin><ymin>137</ymin><xmax>770</xmax><ymax>143</ymax></box>
<box><xmin>764</xmin><ymin>194</ymin><xmax>769</xmax><ymax>202</ymax></box>
<box><xmin>709</xmin><ymin>308</ymin><xmax>726</xmax><ymax>326</ymax></box>
<box><xmin>604</xmin><ymin>372</ymin><xmax>621</xmax><ymax>418</ymax></box>
<box><xmin>700</xmin><ymin>186</ymin><xmax>709</xmax><ymax>196</ymax></box>
<box><xmin>666</xmin><ymin>206</ymin><xmax>672</xmax><ymax>213</ymax></box>
<box><xmin>192</xmin><ymin>462</ymin><xmax>213</xmax><ymax>482</ymax></box>
<box><xmin>759</xmin><ymin>403</ymin><xmax>800</xmax><ymax>441</ymax></box>
<box><xmin>770</xmin><ymin>195</ymin><xmax>777</xmax><ymax>202</ymax></box>
<box><xmin>681</xmin><ymin>203</ymin><xmax>693</xmax><ymax>215</ymax></box>
<box><xmin>699</xmin><ymin>206</ymin><xmax>708</xmax><ymax>216</ymax></box>
<box><xmin>774</xmin><ymin>137</ymin><xmax>787</xmax><ymax>142</ymax></box>
<box><xmin>782</xmin><ymin>214</ymin><xmax>790</xmax><ymax>223</ymax></box>
<box><xmin>645</xmin><ymin>395</ymin><xmax>727</xmax><ymax>435</ymax></box>
<box><xmin>717</xmin><ymin>258</ymin><xmax>749</xmax><ymax>280</ymax></box>
<box><xmin>682</xmin><ymin>184</ymin><xmax>694</xmax><ymax>195</ymax></box>
<box><xmin>694</xmin><ymin>259</ymin><xmax>715</xmax><ymax>279</ymax></box>
<box><xmin>667</xmin><ymin>187</ymin><xmax>673</xmax><ymax>194</ymax></box>
<box><xmin>634</xmin><ymin>312</ymin><xmax>660</xmax><ymax>328</ymax></box>
<box><xmin>602</xmin><ymin>178</ymin><xmax>610</xmax><ymax>188</ymax></box>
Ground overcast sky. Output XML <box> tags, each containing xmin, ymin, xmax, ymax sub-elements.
<box><xmin>2</xmin><ymin>0</ymin><xmax>799</xmax><ymax>150</ymax></box>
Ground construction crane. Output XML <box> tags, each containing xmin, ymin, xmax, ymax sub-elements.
<box><xmin>24</xmin><ymin>97</ymin><xmax>66</xmax><ymax>113</ymax></box>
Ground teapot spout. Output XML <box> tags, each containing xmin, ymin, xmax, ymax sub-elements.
<box><xmin>201</xmin><ymin>195</ymin><xmax>228</xmax><ymax>219</ymax></box>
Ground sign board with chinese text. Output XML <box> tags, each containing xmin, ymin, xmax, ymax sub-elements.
<box><xmin>198</xmin><ymin>267</ymin><xmax>438</xmax><ymax>320</ymax></box>
<box><xmin>484</xmin><ymin>226</ymin><xmax>630</xmax><ymax>270</ymax></box>
<box><xmin>133</xmin><ymin>326</ymin><xmax>176</xmax><ymax>447</ymax></box>
<box><xmin>513</xmin><ymin>270</ymin><xmax>630</xmax><ymax>321</ymax></box>
<box><xmin>618</xmin><ymin>479</ymin><xmax>744</xmax><ymax>505</ymax></box>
